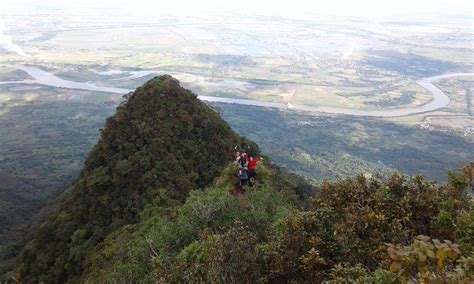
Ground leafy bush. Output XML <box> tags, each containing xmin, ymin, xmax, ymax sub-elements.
<box><xmin>384</xmin><ymin>235</ymin><xmax>473</xmax><ymax>283</ymax></box>
<box><xmin>79</xmin><ymin>167</ymin><xmax>474</xmax><ymax>283</ymax></box>
<box><xmin>79</xmin><ymin>163</ymin><xmax>301</xmax><ymax>282</ymax></box>
<box><xmin>168</xmin><ymin>222</ymin><xmax>264</xmax><ymax>283</ymax></box>
<box><xmin>264</xmin><ymin>172</ymin><xmax>473</xmax><ymax>282</ymax></box>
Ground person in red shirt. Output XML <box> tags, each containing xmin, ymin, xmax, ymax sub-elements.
<box><xmin>248</xmin><ymin>156</ymin><xmax>262</xmax><ymax>182</ymax></box>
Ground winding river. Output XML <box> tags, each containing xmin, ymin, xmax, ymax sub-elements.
<box><xmin>1</xmin><ymin>65</ymin><xmax>473</xmax><ymax>117</ymax></box>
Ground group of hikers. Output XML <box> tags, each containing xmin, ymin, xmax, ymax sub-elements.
<box><xmin>234</xmin><ymin>149</ymin><xmax>263</xmax><ymax>191</ymax></box>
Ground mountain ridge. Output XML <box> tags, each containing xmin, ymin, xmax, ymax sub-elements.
<box><xmin>6</xmin><ymin>75</ymin><xmax>473</xmax><ymax>283</ymax></box>
<box><xmin>13</xmin><ymin>75</ymin><xmax>250</xmax><ymax>282</ymax></box>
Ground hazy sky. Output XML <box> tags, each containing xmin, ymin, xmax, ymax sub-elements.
<box><xmin>2</xmin><ymin>0</ymin><xmax>473</xmax><ymax>18</ymax></box>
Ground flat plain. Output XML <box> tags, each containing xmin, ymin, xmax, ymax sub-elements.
<box><xmin>0</xmin><ymin>7</ymin><xmax>472</xmax><ymax>186</ymax></box>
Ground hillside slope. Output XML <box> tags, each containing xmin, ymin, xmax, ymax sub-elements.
<box><xmin>78</xmin><ymin>161</ymin><xmax>312</xmax><ymax>282</ymax></box>
<box><xmin>9</xmin><ymin>75</ymin><xmax>473</xmax><ymax>283</ymax></box>
<box><xmin>75</xmin><ymin>166</ymin><xmax>473</xmax><ymax>283</ymax></box>
<box><xmin>0</xmin><ymin>172</ymin><xmax>43</xmax><ymax>273</ymax></box>
<box><xmin>13</xmin><ymin>75</ymin><xmax>247</xmax><ymax>282</ymax></box>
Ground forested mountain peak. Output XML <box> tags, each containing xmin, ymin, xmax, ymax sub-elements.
<box><xmin>8</xmin><ymin>75</ymin><xmax>473</xmax><ymax>283</ymax></box>
<box><xmin>13</xmin><ymin>75</ymin><xmax>244</xmax><ymax>282</ymax></box>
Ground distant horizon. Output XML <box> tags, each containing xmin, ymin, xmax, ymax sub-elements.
<box><xmin>2</xmin><ymin>0</ymin><xmax>473</xmax><ymax>19</ymax></box>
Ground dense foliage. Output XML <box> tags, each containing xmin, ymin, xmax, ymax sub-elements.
<box><xmin>217</xmin><ymin>103</ymin><xmax>474</xmax><ymax>183</ymax></box>
<box><xmin>0</xmin><ymin>173</ymin><xmax>41</xmax><ymax>275</ymax></box>
<box><xmin>263</xmin><ymin>171</ymin><xmax>473</xmax><ymax>282</ymax></box>
<box><xmin>144</xmin><ymin>170</ymin><xmax>472</xmax><ymax>283</ymax></box>
<box><xmin>169</xmin><ymin>171</ymin><xmax>473</xmax><ymax>283</ymax></box>
<box><xmin>75</xmin><ymin>162</ymin><xmax>307</xmax><ymax>282</ymax></box>
<box><xmin>46</xmin><ymin>164</ymin><xmax>472</xmax><ymax>283</ymax></box>
<box><xmin>0</xmin><ymin>101</ymin><xmax>115</xmax><ymax>274</ymax></box>
<box><xmin>5</xmin><ymin>75</ymin><xmax>473</xmax><ymax>283</ymax></box>
<box><xmin>12</xmin><ymin>75</ymin><xmax>244</xmax><ymax>282</ymax></box>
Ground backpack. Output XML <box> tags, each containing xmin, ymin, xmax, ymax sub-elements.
<box><xmin>240</xmin><ymin>156</ymin><xmax>247</xmax><ymax>168</ymax></box>
<box><xmin>240</xmin><ymin>169</ymin><xmax>248</xmax><ymax>180</ymax></box>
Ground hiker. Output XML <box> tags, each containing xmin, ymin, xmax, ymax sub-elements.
<box><xmin>240</xmin><ymin>152</ymin><xmax>249</xmax><ymax>170</ymax></box>
<box><xmin>248</xmin><ymin>156</ymin><xmax>263</xmax><ymax>182</ymax></box>
<box><xmin>234</xmin><ymin>151</ymin><xmax>241</xmax><ymax>164</ymax></box>
<box><xmin>248</xmin><ymin>156</ymin><xmax>258</xmax><ymax>179</ymax></box>
<box><xmin>240</xmin><ymin>168</ymin><xmax>249</xmax><ymax>188</ymax></box>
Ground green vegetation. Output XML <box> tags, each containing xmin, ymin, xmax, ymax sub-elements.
<box><xmin>217</xmin><ymin>104</ymin><xmax>474</xmax><ymax>182</ymax></box>
<box><xmin>79</xmin><ymin>163</ymin><xmax>308</xmax><ymax>283</ymax></box>
<box><xmin>11</xmin><ymin>75</ymin><xmax>246</xmax><ymax>282</ymax></box>
<box><xmin>5</xmin><ymin>76</ymin><xmax>473</xmax><ymax>283</ymax></box>
<box><xmin>0</xmin><ymin>101</ymin><xmax>115</xmax><ymax>191</ymax></box>
<box><xmin>364</xmin><ymin>91</ymin><xmax>415</xmax><ymax>108</ymax></box>
<box><xmin>0</xmin><ymin>67</ymin><xmax>32</xmax><ymax>81</ymax></box>
<box><xmin>85</xmin><ymin>169</ymin><xmax>473</xmax><ymax>283</ymax></box>
<box><xmin>1</xmin><ymin>9</ymin><xmax>473</xmax><ymax>283</ymax></box>
<box><xmin>0</xmin><ymin>101</ymin><xmax>116</xmax><ymax>274</ymax></box>
<box><xmin>13</xmin><ymin>162</ymin><xmax>472</xmax><ymax>282</ymax></box>
<box><xmin>0</xmin><ymin>173</ymin><xmax>41</xmax><ymax>274</ymax></box>
<box><xmin>364</xmin><ymin>50</ymin><xmax>460</xmax><ymax>77</ymax></box>
<box><xmin>262</xmin><ymin>171</ymin><xmax>473</xmax><ymax>282</ymax></box>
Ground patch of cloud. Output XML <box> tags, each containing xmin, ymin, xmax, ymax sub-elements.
<box><xmin>0</xmin><ymin>19</ymin><xmax>29</xmax><ymax>57</ymax></box>
<box><xmin>342</xmin><ymin>42</ymin><xmax>358</xmax><ymax>61</ymax></box>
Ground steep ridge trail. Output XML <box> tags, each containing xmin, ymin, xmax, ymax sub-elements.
<box><xmin>2</xmin><ymin>65</ymin><xmax>473</xmax><ymax>117</ymax></box>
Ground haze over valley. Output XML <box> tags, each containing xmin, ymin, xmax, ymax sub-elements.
<box><xmin>0</xmin><ymin>1</ymin><xmax>473</xmax><ymax>280</ymax></box>
<box><xmin>1</xmin><ymin>2</ymin><xmax>472</xmax><ymax>185</ymax></box>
